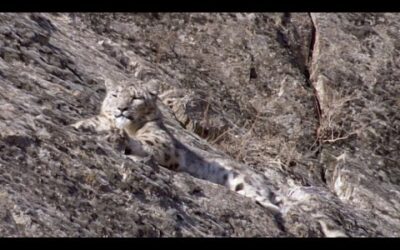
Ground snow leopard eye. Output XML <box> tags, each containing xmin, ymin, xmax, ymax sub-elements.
<box><xmin>112</xmin><ymin>93</ymin><xmax>117</xmax><ymax>97</ymax></box>
<box><xmin>131</xmin><ymin>96</ymin><xmax>144</xmax><ymax>101</ymax></box>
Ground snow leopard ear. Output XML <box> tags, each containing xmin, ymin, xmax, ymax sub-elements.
<box><xmin>145</xmin><ymin>79</ymin><xmax>160</xmax><ymax>97</ymax></box>
<box><xmin>104</xmin><ymin>78</ymin><xmax>115</xmax><ymax>89</ymax></box>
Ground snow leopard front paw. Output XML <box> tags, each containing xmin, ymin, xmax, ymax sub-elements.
<box><xmin>105</xmin><ymin>129</ymin><xmax>129</xmax><ymax>153</ymax></box>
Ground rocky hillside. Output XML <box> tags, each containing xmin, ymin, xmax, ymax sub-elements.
<box><xmin>0</xmin><ymin>13</ymin><xmax>399</xmax><ymax>237</ymax></box>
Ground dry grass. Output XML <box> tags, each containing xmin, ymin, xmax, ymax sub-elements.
<box><xmin>211</xmin><ymin>115</ymin><xmax>257</xmax><ymax>163</ymax></box>
<box><xmin>316</xmin><ymin>91</ymin><xmax>361</xmax><ymax>144</ymax></box>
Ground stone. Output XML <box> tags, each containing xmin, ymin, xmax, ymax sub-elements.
<box><xmin>0</xmin><ymin>13</ymin><xmax>399</xmax><ymax>237</ymax></box>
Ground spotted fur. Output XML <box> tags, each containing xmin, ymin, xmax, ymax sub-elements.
<box><xmin>72</xmin><ymin>79</ymin><xmax>281</xmax><ymax>214</ymax></box>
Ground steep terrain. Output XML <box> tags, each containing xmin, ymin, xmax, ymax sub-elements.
<box><xmin>0</xmin><ymin>13</ymin><xmax>398</xmax><ymax>237</ymax></box>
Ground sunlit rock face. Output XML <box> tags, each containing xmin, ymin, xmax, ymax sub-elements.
<box><xmin>0</xmin><ymin>13</ymin><xmax>398</xmax><ymax>237</ymax></box>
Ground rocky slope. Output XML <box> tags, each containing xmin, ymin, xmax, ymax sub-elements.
<box><xmin>0</xmin><ymin>13</ymin><xmax>398</xmax><ymax>237</ymax></box>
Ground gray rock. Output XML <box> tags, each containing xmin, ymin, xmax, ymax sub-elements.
<box><xmin>0</xmin><ymin>13</ymin><xmax>398</xmax><ymax>237</ymax></box>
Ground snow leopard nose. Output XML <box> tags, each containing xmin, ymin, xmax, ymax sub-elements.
<box><xmin>118</xmin><ymin>107</ymin><xmax>128</xmax><ymax>112</ymax></box>
<box><xmin>115</xmin><ymin>107</ymin><xmax>128</xmax><ymax>117</ymax></box>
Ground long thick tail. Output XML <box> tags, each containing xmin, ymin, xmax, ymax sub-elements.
<box><xmin>180</xmin><ymin>153</ymin><xmax>281</xmax><ymax>215</ymax></box>
<box><xmin>226</xmin><ymin>172</ymin><xmax>281</xmax><ymax>215</ymax></box>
